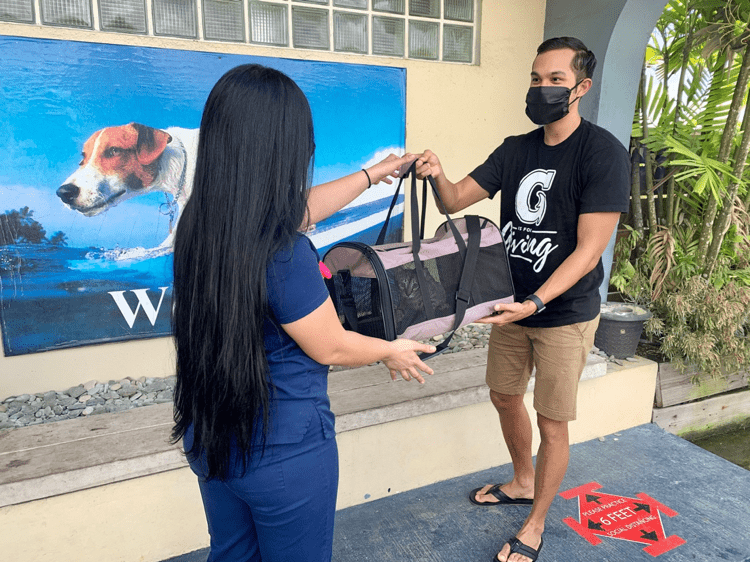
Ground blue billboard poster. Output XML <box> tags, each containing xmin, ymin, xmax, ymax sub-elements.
<box><xmin>0</xmin><ymin>36</ymin><xmax>406</xmax><ymax>356</ymax></box>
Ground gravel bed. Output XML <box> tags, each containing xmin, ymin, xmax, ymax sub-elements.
<box><xmin>0</xmin><ymin>322</ymin><xmax>630</xmax><ymax>431</ymax></box>
<box><xmin>1</xmin><ymin>324</ymin><xmax>494</xmax><ymax>431</ymax></box>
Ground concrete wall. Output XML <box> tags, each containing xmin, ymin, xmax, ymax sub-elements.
<box><xmin>0</xmin><ymin>0</ymin><xmax>546</xmax><ymax>398</ymax></box>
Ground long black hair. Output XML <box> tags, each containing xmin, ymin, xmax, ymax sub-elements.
<box><xmin>171</xmin><ymin>64</ymin><xmax>315</xmax><ymax>479</ymax></box>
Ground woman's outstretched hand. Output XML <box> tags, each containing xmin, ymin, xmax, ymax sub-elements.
<box><xmin>383</xmin><ymin>339</ymin><xmax>436</xmax><ymax>384</ymax></box>
<box><xmin>365</xmin><ymin>153</ymin><xmax>418</xmax><ymax>186</ymax></box>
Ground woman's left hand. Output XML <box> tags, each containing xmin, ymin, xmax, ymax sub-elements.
<box><xmin>365</xmin><ymin>153</ymin><xmax>418</xmax><ymax>186</ymax></box>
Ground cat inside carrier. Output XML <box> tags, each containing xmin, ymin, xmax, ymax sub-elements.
<box><xmin>322</xmin><ymin>165</ymin><xmax>515</xmax><ymax>358</ymax></box>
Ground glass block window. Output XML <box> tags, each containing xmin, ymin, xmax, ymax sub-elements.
<box><xmin>334</xmin><ymin>11</ymin><xmax>366</xmax><ymax>53</ymax></box>
<box><xmin>409</xmin><ymin>0</ymin><xmax>438</xmax><ymax>18</ymax></box>
<box><xmin>334</xmin><ymin>0</ymin><xmax>366</xmax><ymax>8</ymax></box>
<box><xmin>249</xmin><ymin>1</ymin><xmax>287</xmax><ymax>46</ymax></box>
<box><xmin>7</xmin><ymin>0</ymin><xmax>479</xmax><ymax>65</ymax></box>
<box><xmin>153</xmin><ymin>0</ymin><xmax>197</xmax><ymax>38</ymax></box>
<box><xmin>443</xmin><ymin>24</ymin><xmax>471</xmax><ymax>62</ymax></box>
<box><xmin>373</xmin><ymin>0</ymin><xmax>404</xmax><ymax>13</ymax></box>
<box><xmin>409</xmin><ymin>19</ymin><xmax>438</xmax><ymax>60</ymax></box>
<box><xmin>0</xmin><ymin>0</ymin><xmax>34</xmax><ymax>23</ymax></box>
<box><xmin>99</xmin><ymin>0</ymin><xmax>146</xmax><ymax>34</ymax></box>
<box><xmin>203</xmin><ymin>0</ymin><xmax>244</xmax><ymax>42</ymax></box>
<box><xmin>41</xmin><ymin>0</ymin><xmax>92</xmax><ymax>28</ymax></box>
<box><xmin>445</xmin><ymin>0</ymin><xmax>471</xmax><ymax>22</ymax></box>
<box><xmin>292</xmin><ymin>6</ymin><xmax>329</xmax><ymax>50</ymax></box>
<box><xmin>372</xmin><ymin>15</ymin><xmax>404</xmax><ymax>57</ymax></box>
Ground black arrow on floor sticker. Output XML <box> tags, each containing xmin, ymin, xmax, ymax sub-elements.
<box><xmin>586</xmin><ymin>494</ymin><xmax>601</xmax><ymax>504</ymax></box>
<box><xmin>588</xmin><ymin>520</ymin><xmax>604</xmax><ymax>531</ymax></box>
<box><xmin>640</xmin><ymin>530</ymin><xmax>659</xmax><ymax>542</ymax></box>
<box><xmin>634</xmin><ymin>502</ymin><xmax>652</xmax><ymax>513</ymax></box>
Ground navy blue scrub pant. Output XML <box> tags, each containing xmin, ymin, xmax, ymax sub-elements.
<box><xmin>188</xmin><ymin>422</ymin><xmax>339</xmax><ymax>562</ymax></box>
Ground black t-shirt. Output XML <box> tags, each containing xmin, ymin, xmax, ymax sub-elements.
<box><xmin>469</xmin><ymin>119</ymin><xmax>630</xmax><ymax>327</ymax></box>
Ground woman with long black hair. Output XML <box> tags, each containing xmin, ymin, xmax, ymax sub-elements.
<box><xmin>172</xmin><ymin>64</ymin><xmax>434</xmax><ymax>562</ymax></box>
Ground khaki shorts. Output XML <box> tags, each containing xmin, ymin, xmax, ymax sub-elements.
<box><xmin>485</xmin><ymin>316</ymin><xmax>600</xmax><ymax>422</ymax></box>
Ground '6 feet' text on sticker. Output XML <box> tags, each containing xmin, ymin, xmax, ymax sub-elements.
<box><xmin>560</xmin><ymin>482</ymin><xmax>685</xmax><ymax>556</ymax></box>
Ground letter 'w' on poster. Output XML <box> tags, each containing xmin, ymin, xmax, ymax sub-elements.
<box><xmin>108</xmin><ymin>288</ymin><xmax>169</xmax><ymax>329</ymax></box>
<box><xmin>0</xmin><ymin>35</ymin><xmax>406</xmax><ymax>356</ymax></box>
<box><xmin>559</xmin><ymin>482</ymin><xmax>686</xmax><ymax>556</ymax></box>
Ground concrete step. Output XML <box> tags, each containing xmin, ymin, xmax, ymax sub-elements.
<box><xmin>1</xmin><ymin>350</ymin><xmax>658</xmax><ymax>562</ymax></box>
<box><xmin>166</xmin><ymin>424</ymin><xmax>750</xmax><ymax>562</ymax></box>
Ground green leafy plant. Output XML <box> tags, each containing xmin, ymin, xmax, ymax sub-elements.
<box><xmin>615</xmin><ymin>0</ymin><xmax>750</xmax><ymax>377</ymax></box>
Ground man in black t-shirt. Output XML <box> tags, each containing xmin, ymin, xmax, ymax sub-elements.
<box><xmin>414</xmin><ymin>37</ymin><xmax>630</xmax><ymax>562</ymax></box>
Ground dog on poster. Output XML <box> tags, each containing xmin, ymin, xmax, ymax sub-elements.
<box><xmin>57</xmin><ymin>123</ymin><xmax>198</xmax><ymax>260</ymax></box>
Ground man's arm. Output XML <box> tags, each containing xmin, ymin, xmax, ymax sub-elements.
<box><xmin>414</xmin><ymin>150</ymin><xmax>489</xmax><ymax>214</ymax></box>
<box><xmin>479</xmin><ymin>212</ymin><xmax>622</xmax><ymax>324</ymax></box>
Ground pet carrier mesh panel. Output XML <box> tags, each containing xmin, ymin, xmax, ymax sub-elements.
<box><xmin>324</xmin><ymin>164</ymin><xmax>514</xmax><ymax>357</ymax></box>
<box><xmin>325</xmin><ymin>218</ymin><xmax>513</xmax><ymax>341</ymax></box>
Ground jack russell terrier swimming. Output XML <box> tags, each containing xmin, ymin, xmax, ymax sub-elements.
<box><xmin>57</xmin><ymin>123</ymin><xmax>198</xmax><ymax>260</ymax></box>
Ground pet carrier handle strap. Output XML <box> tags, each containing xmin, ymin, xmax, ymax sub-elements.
<box><xmin>375</xmin><ymin>161</ymin><xmax>466</xmax><ymax>255</ymax></box>
<box><xmin>419</xmin><ymin>215</ymin><xmax>482</xmax><ymax>361</ymax></box>
<box><xmin>425</xmin><ymin>175</ymin><xmax>467</xmax><ymax>256</ymax></box>
<box><xmin>376</xmin><ymin>174</ymin><xmax>405</xmax><ymax>245</ymax></box>
<box><xmin>410</xmin><ymin>170</ymin><xmax>437</xmax><ymax>320</ymax></box>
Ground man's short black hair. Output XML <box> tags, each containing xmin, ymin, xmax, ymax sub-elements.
<box><xmin>537</xmin><ymin>37</ymin><xmax>597</xmax><ymax>81</ymax></box>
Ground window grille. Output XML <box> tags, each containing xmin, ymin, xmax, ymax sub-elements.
<box><xmin>409</xmin><ymin>19</ymin><xmax>438</xmax><ymax>60</ymax></box>
<box><xmin>4</xmin><ymin>0</ymin><xmax>480</xmax><ymax>65</ymax></box>
<box><xmin>372</xmin><ymin>15</ymin><xmax>404</xmax><ymax>57</ymax></box>
<box><xmin>0</xmin><ymin>0</ymin><xmax>34</xmax><ymax>23</ymax></box>
<box><xmin>373</xmin><ymin>0</ymin><xmax>404</xmax><ymax>14</ymax></box>
<box><xmin>409</xmin><ymin>0</ymin><xmax>438</xmax><ymax>18</ymax></box>
<box><xmin>203</xmin><ymin>0</ymin><xmax>244</xmax><ymax>42</ymax></box>
<box><xmin>334</xmin><ymin>0</ymin><xmax>366</xmax><ymax>8</ymax></box>
<box><xmin>445</xmin><ymin>0</ymin><xmax>471</xmax><ymax>22</ymax></box>
<box><xmin>443</xmin><ymin>24</ymin><xmax>471</xmax><ymax>62</ymax></box>
<box><xmin>334</xmin><ymin>11</ymin><xmax>366</xmax><ymax>53</ymax></box>
<box><xmin>99</xmin><ymin>0</ymin><xmax>147</xmax><ymax>34</ymax></box>
<box><xmin>41</xmin><ymin>0</ymin><xmax>92</xmax><ymax>28</ymax></box>
<box><xmin>153</xmin><ymin>0</ymin><xmax>197</xmax><ymax>38</ymax></box>
<box><xmin>292</xmin><ymin>6</ymin><xmax>329</xmax><ymax>50</ymax></box>
<box><xmin>249</xmin><ymin>1</ymin><xmax>288</xmax><ymax>46</ymax></box>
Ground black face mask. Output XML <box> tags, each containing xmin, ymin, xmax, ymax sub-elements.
<box><xmin>525</xmin><ymin>80</ymin><xmax>583</xmax><ymax>125</ymax></box>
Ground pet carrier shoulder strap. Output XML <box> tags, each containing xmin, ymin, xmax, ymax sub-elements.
<box><xmin>419</xmin><ymin>214</ymin><xmax>482</xmax><ymax>359</ymax></box>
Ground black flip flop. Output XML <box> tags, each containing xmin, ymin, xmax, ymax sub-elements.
<box><xmin>469</xmin><ymin>483</ymin><xmax>534</xmax><ymax>506</ymax></box>
<box><xmin>491</xmin><ymin>536</ymin><xmax>544</xmax><ymax>562</ymax></box>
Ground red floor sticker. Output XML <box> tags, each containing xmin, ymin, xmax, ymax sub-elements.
<box><xmin>559</xmin><ymin>482</ymin><xmax>686</xmax><ymax>556</ymax></box>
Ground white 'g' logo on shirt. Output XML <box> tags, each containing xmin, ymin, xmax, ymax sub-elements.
<box><xmin>515</xmin><ymin>169</ymin><xmax>556</xmax><ymax>226</ymax></box>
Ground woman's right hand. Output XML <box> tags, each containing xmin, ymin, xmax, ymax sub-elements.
<box><xmin>383</xmin><ymin>339</ymin><xmax>437</xmax><ymax>384</ymax></box>
<box><xmin>364</xmin><ymin>153</ymin><xmax>417</xmax><ymax>186</ymax></box>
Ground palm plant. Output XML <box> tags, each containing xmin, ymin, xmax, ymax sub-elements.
<box><xmin>611</xmin><ymin>0</ymin><xmax>750</xmax><ymax>375</ymax></box>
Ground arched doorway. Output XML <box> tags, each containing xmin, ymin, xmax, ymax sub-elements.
<box><xmin>545</xmin><ymin>0</ymin><xmax>670</xmax><ymax>299</ymax></box>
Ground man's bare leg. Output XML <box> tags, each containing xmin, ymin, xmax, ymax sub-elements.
<box><xmin>497</xmin><ymin>413</ymin><xmax>570</xmax><ymax>562</ymax></box>
<box><xmin>474</xmin><ymin>390</ymin><xmax>535</xmax><ymax>504</ymax></box>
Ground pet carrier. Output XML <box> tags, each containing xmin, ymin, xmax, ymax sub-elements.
<box><xmin>323</xmin><ymin>163</ymin><xmax>515</xmax><ymax>358</ymax></box>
